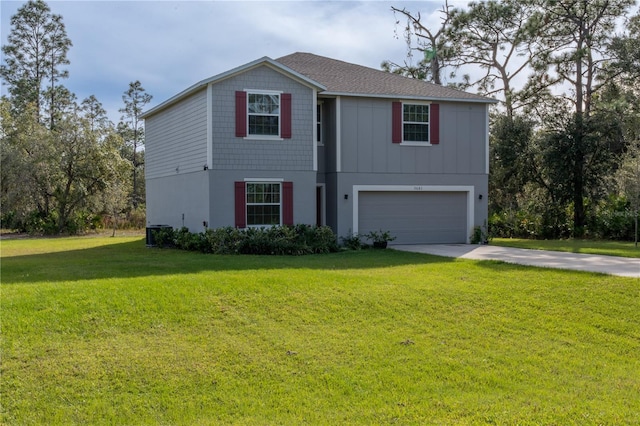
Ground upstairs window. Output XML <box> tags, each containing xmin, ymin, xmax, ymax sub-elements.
<box><xmin>317</xmin><ymin>101</ymin><xmax>323</xmax><ymax>144</ymax></box>
<box><xmin>248</xmin><ymin>92</ymin><xmax>280</xmax><ymax>136</ymax></box>
<box><xmin>236</xmin><ymin>91</ymin><xmax>292</xmax><ymax>139</ymax></box>
<box><xmin>392</xmin><ymin>102</ymin><xmax>439</xmax><ymax>145</ymax></box>
<box><xmin>403</xmin><ymin>104</ymin><xmax>429</xmax><ymax>142</ymax></box>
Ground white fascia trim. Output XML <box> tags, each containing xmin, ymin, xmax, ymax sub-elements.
<box><xmin>320</xmin><ymin>91</ymin><xmax>499</xmax><ymax>104</ymax></box>
<box><xmin>313</xmin><ymin>90</ymin><xmax>318</xmax><ymax>172</ymax></box>
<box><xmin>207</xmin><ymin>83</ymin><xmax>213</xmax><ymax>169</ymax></box>
<box><xmin>336</xmin><ymin>96</ymin><xmax>342</xmax><ymax>173</ymax></box>
<box><xmin>243</xmin><ymin>178</ymin><xmax>284</xmax><ymax>182</ymax></box>
<box><xmin>351</xmin><ymin>185</ymin><xmax>475</xmax><ymax>244</ymax></box>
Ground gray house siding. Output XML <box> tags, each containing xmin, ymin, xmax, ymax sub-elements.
<box><xmin>206</xmin><ymin>65</ymin><xmax>318</xmax><ymax>230</ymax></box>
<box><xmin>145</xmin><ymin>89</ymin><xmax>208</xmax><ymax>179</ymax></box>
<box><xmin>339</xmin><ymin>97</ymin><xmax>487</xmax><ymax>175</ymax></box>
<box><xmin>146</xmin><ymin>171</ymin><xmax>209</xmax><ymax>232</ymax></box>
<box><xmin>145</xmin><ymin>88</ymin><xmax>209</xmax><ymax>230</ymax></box>
<box><xmin>208</xmin><ymin>170</ymin><xmax>317</xmax><ymax>229</ymax></box>
<box><xmin>319</xmin><ymin>97</ymin><xmax>488</xmax><ymax>243</ymax></box>
<box><xmin>210</xmin><ymin>66</ymin><xmax>315</xmax><ymax>171</ymax></box>
<box><xmin>145</xmin><ymin>64</ymin><xmax>319</xmax><ymax>232</ymax></box>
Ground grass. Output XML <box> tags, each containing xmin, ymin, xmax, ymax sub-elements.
<box><xmin>2</xmin><ymin>236</ymin><xmax>639</xmax><ymax>425</ymax></box>
<box><xmin>491</xmin><ymin>238</ymin><xmax>640</xmax><ymax>258</ymax></box>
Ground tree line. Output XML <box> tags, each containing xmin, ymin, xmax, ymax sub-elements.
<box><xmin>385</xmin><ymin>0</ymin><xmax>640</xmax><ymax>242</ymax></box>
<box><xmin>2</xmin><ymin>0</ymin><xmax>638</xmax><ymax>241</ymax></box>
<box><xmin>1</xmin><ymin>0</ymin><xmax>152</xmax><ymax>234</ymax></box>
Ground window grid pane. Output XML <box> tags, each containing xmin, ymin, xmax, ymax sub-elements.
<box><xmin>317</xmin><ymin>104</ymin><xmax>322</xmax><ymax>143</ymax></box>
<box><xmin>247</xmin><ymin>205</ymin><xmax>280</xmax><ymax>226</ymax></box>
<box><xmin>246</xmin><ymin>183</ymin><xmax>281</xmax><ymax>226</ymax></box>
<box><xmin>248</xmin><ymin>94</ymin><xmax>280</xmax><ymax>114</ymax></box>
<box><xmin>249</xmin><ymin>116</ymin><xmax>279</xmax><ymax>136</ymax></box>
<box><xmin>403</xmin><ymin>104</ymin><xmax>430</xmax><ymax>142</ymax></box>
<box><xmin>248</xmin><ymin>93</ymin><xmax>280</xmax><ymax>136</ymax></box>
<box><xmin>403</xmin><ymin>123</ymin><xmax>429</xmax><ymax>142</ymax></box>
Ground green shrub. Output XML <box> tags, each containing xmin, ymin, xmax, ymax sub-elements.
<box><xmin>306</xmin><ymin>224</ymin><xmax>339</xmax><ymax>253</ymax></box>
<box><xmin>153</xmin><ymin>225</ymin><xmax>338</xmax><ymax>256</ymax></box>
<box><xmin>151</xmin><ymin>227</ymin><xmax>176</xmax><ymax>248</ymax></box>
<box><xmin>586</xmin><ymin>196</ymin><xmax>636</xmax><ymax>240</ymax></box>
<box><xmin>340</xmin><ymin>232</ymin><xmax>363</xmax><ymax>250</ymax></box>
<box><xmin>490</xmin><ymin>196</ymin><xmax>636</xmax><ymax>241</ymax></box>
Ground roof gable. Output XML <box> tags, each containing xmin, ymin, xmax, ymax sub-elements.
<box><xmin>142</xmin><ymin>56</ymin><xmax>325</xmax><ymax>118</ymax></box>
<box><xmin>276</xmin><ymin>52</ymin><xmax>496</xmax><ymax>103</ymax></box>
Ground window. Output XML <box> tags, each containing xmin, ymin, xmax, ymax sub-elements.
<box><xmin>248</xmin><ymin>93</ymin><xmax>280</xmax><ymax>136</ymax></box>
<box><xmin>246</xmin><ymin>182</ymin><xmax>281</xmax><ymax>226</ymax></box>
<box><xmin>392</xmin><ymin>102</ymin><xmax>439</xmax><ymax>145</ymax></box>
<box><xmin>235</xmin><ymin>181</ymin><xmax>293</xmax><ymax>228</ymax></box>
<box><xmin>236</xmin><ymin>91</ymin><xmax>292</xmax><ymax>139</ymax></box>
<box><xmin>316</xmin><ymin>101</ymin><xmax>322</xmax><ymax>143</ymax></box>
<box><xmin>403</xmin><ymin>103</ymin><xmax>429</xmax><ymax>143</ymax></box>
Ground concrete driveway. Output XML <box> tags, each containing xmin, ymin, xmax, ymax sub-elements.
<box><xmin>391</xmin><ymin>244</ymin><xmax>640</xmax><ymax>278</ymax></box>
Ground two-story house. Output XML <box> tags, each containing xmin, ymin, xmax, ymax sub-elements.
<box><xmin>142</xmin><ymin>52</ymin><xmax>496</xmax><ymax>244</ymax></box>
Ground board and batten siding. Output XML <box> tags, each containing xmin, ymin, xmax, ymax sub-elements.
<box><xmin>145</xmin><ymin>88</ymin><xmax>208</xmax><ymax>180</ymax></box>
<box><xmin>210</xmin><ymin>65</ymin><xmax>315</xmax><ymax>172</ymax></box>
<box><xmin>339</xmin><ymin>98</ymin><xmax>487</xmax><ymax>175</ymax></box>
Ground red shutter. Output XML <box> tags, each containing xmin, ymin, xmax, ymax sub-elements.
<box><xmin>392</xmin><ymin>101</ymin><xmax>402</xmax><ymax>143</ymax></box>
<box><xmin>282</xmin><ymin>181</ymin><xmax>293</xmax><ymax>225</ymax></box>
<box><xmin>430</xmin><ymin>103</ymin><xmax>440</xmax><ymax>145</ymax></box>
<box><xmin>234</xmin><ymin>181</ymin><xmax>246</xmax><ymax>228</ymax></box>
<box><xmin>281</xmin><ymin>93</ymin><xmax>292</xmax><ymax>139</ymax></box>
<box><xmin>235</xmin><ymin>91</ymin><xmax>247</xmax><ymax>137</ymax></box>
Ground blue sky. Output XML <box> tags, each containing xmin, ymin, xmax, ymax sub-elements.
<box><xmin>1</xmin><ymin>0</ymin><xmax>459</xmax><ymax>123</ymax></box>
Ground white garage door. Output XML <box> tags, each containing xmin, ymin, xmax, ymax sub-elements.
<box><xmin>358</xmin><ymin>191</ymin><xmax>468</xmax><ymax>244</ymax></box>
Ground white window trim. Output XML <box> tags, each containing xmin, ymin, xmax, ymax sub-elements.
<box><xmin>243</xmin><ymin>177</ymin><xmax>284</xmax><ymax>182</ymax></box>
<box><xmin>336</xmin><ymin>96</ymin><xmax>342</xmax><ymax>172</ymax></box>
<box><xmin>245</xmin><ymin>181</ymin><xmax>283</xmax><ymax>228</ymax></box>
<box><xmin>351</xmin><ymin>185</ymin><xmax>475</xmax><ymax>244</ymax></box>
<box><xmin>316</xmin><ymin>100</ymin><xmax>324</xmax><ymax>147</ymax></box>
<box><xmin>245</xmin><ymin>89</ymin><xmax>283</xmax><ymax>140</ymax></box>
<box><xmin>400</xmin><ymin>101</ymin><xmax>432</xmax><ymax>146</ymax></box>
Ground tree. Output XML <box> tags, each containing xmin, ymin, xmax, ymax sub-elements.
<box><xmin>1</xmin><ymin>95</ymin><xmax>131</xmax><ymax>234</ymax></box>
<box><xmin>616</xmin><ymin>139</ymin><xmax>640</xmax><ymax>246</ymax></box>
<box><xmin>1</xmin><ymin>99</ymin><xmax>58</xmax><ymax>231</ymax></box>
<box><xmin>532</xmin><ymin>0</ymin><xmax>635</xmax><ymax>235</ymax></box>
<box><xmin>609</xmin><ymin>12</ymin><xmax>640</xmax><ymax>244</ymax></box>
<box><xmin>447</xmin><ymin>0</ymin><xmax>545</xmax><ymax>117</ymax></box>
<box><xmin>386</xmin><ymin>1</ymin><xmax>454</xmax><ymax>84</ymax></box>
<box><xmin>0</xmin><ymin>0</ymin><xmax>72</xmax><ymax>125</ymax></box>
<box><xmin>119</xmin><ymin>81</ymin><xmax>152</xmax><ymax>209</ymax></box>
<box><xmin>81</xmin><ymin>95</ymin><xmax>110</xmax><ymax>133</ymax></box>
<box><xmin>489</xmin><ymin>114</ymin><xmax>538</xmax><ymax>213</ymax></box>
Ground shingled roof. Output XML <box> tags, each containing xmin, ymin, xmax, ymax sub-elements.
<box><xmin>276</xmin><ymin>52</ymin><xmax>495</xmax><ymax>103</ymax></box>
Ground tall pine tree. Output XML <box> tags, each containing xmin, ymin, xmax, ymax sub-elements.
<box><xmin>0</xmin><ymin>0</ymin><xmax>71</xmax><ymax>127</ymax></box>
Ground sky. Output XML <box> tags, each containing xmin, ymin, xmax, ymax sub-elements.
<box><xmin>1</xmin><ymin>0</ymin><xmax>465</xmax><ymax>123</ymax></box>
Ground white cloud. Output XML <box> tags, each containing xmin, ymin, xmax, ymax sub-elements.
<box><xmin>1</xmin><ymin>0</ymin><xmax>442</xmax><ymax>123</ymax></box>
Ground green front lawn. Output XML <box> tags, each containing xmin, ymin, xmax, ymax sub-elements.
<box><xmin>492</xmin><ymin>237</ymin><xmax>640</xmax><ymax>258</ymax></box>
<box><xmin>2</xmin><ymin>236</ymin><xmax>639</xmax><ymax>424</ymax></box>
